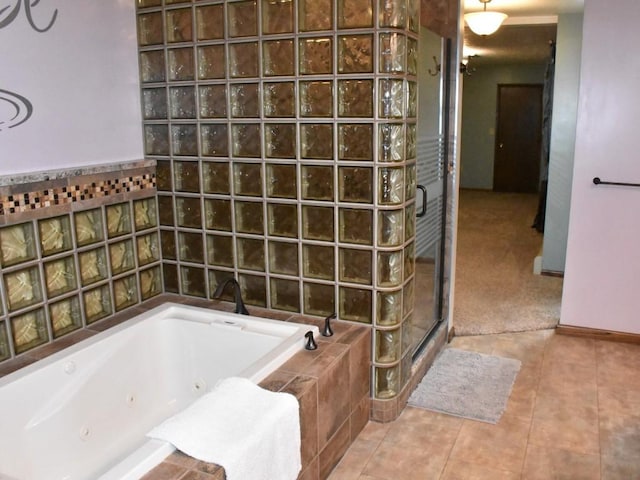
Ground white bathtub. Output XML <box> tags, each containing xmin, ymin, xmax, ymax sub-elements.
<box><xmin>0</xmin><ymin>303</ymin><xmax>318</xmax><ymax>480</ymax></box>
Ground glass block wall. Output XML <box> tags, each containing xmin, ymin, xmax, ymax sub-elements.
<box><xmin>136</xmin><ymin>0</ymin><xmax>419</xmax><ymax>400</ymax></box>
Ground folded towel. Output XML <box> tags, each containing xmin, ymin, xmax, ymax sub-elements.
<box><xmin>147</xmin><ymin>377</ymin><xmax>301</xmax><ymax>480</ymax></box>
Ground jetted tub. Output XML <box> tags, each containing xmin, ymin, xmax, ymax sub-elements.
<box><xmin>0</xmin><ymin>303</ymin><xmax>318</xmax><ymax>480</ymax></box>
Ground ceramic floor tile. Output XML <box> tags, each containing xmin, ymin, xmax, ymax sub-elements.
<box><xmin>381</xmin><ymin>407</ymin><xmax>463</xmax><ymax>451</ymax></box>
<box><xmin>522</xmin><ymin>444</ymin><xmax>600</xmax><ymax>480</ymax></box>
<box><xmin>362</xmin><ymin>443</ymin><xmax>449</xmax><ymax>480</ymax></box>
<box><xmin>529</xmin><ymin>412</ymin><xmax>600</xmax><ymax>456</ymax></box>
<box><xmin>440</xmin><ymin>459</ymin><xmax>521</xmax><ymax>480</ymax></box>
<box><xmin>327</xmin><ymin>436</ymin><xmax>379</xmax><ymax>480</ymax></box>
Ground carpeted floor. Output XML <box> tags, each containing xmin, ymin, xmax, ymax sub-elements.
<box><xmin>453</xmin><ymin>190</ymin><xmax>563</xmax><ymax>335</ymax></box>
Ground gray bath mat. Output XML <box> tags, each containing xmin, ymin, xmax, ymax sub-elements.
<box><xmin>408</xmin><ymin>348</ymin><xmax>521</xmax><ymax>424</ymax></box>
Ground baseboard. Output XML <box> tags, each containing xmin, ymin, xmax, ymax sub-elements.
<box><xmin>447</xmin><ymin>326</ymin><xmax>456</xmax><ymax>343</ymax></box>
<box><xmin>541</xmin><ymin>269</ymin><xmax>564</xmax><ymax>278</ymax></box>
<box><xmin>556</xmin><ymin>325</ymin><xmax>640</xmax><ymax>345</ymax></box>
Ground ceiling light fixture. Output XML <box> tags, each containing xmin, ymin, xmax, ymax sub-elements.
<box><xmin>464</xmin><ymin>0</ymin><xmax>508</xmax><ymax>36</ymax></box>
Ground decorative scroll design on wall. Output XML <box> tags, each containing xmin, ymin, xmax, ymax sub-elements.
<box><xmin>0</xmin><ymin>0</ymin><xmax>58</xmax><ymax>33</ymax></box>
<box><xmin>0</xmin><ymin>89</ymin><xmax>33</xmax><ymax>130</ymax></box>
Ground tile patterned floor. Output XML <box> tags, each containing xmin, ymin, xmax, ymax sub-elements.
<box><xmin>328</xmin><ymin>330</ymin><xmax>640</xmax><ymax>479</ymax></box>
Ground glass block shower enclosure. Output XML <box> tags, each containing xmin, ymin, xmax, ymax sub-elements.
<box><xmin>136</xmin><ymin>0</ymin><xmax>420</xmax><ymax>400</ymax></box>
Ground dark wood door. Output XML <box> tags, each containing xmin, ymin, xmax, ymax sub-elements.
<box><xmin>493</xmin><ymin>84</ymin><xmax>543</xmax><ymax>193</ymax></box>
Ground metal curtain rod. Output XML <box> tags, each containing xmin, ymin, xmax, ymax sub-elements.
<box><xmin>593</xmin><ymin>177</ymin><xmax>640</xmax><ymax>188</ymax></box>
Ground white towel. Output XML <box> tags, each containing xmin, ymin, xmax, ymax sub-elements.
<box><xmin>147</xmin><ymin>377</ymin><xmax>301</xmax><ymax>480</ymax></box>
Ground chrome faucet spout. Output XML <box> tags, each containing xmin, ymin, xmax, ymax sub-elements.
<box><xmin>212</xmin><ymin>278</ymin><xmax>249</xmax><ymax>315</ymax></box>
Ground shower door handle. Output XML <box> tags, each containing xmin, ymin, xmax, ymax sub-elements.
<box><xmin>417</xmin><ymin>184</ymin><xmax>427</xmax><ymax>218</ymax></box>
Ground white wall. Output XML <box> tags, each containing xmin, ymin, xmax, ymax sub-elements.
<box><xmin>561</xmin><ymin>0</ymin><xmax>640</xmax><ymax>334</ymax></box>
<box><xmin>542</xmin><ymin>14</ymin><xmax>583</xmax><ymax>273</ymax></box>
<box><xmin>0</xmin><ymin>0</ymin><xmax>143</xmax><ymax>175</ymax></box>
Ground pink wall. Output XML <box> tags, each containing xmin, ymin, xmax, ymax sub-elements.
<box><xmin>561</xmin><ymin>0</ymin><xmax>640</xmax><ymax>334</ymax></box>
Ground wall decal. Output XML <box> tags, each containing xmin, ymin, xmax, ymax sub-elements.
<box><xmin>0</xmin><ymin>88</ymin><xmax>33</xmax><ymax>130</ymax></box>
<box><xmin>0</xmin><ymin>0</ymin><xmax>58</xmax><ymax>33</ymax></box>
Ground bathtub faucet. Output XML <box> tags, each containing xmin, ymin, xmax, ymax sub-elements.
<box><xmin>212</xmin><ymin>278</ymin><xmax>250</xmax><ymax>315</ymax></box>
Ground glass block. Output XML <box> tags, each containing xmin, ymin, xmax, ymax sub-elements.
<box><xmin>303</xmin><ymin>244</ymin><xmax>334</xmax><ymax>280</ymax></box>
<box><xmin>339</xmin><ymin>287</ymin><xmax>372</xmax><ymax>323</ymax></box>
<box><xmin>339</xmin><ymin>248</ymin><xmax>372</xmax><ymax>285</ymax></box>
<box><xmin>167</xmin><ymin>8</ymin><xmax>192</xmax><ymax>43</ymax></box>
<box><xmin>133</xmin><ymin>198</ymin><xmax>157</xmax><ymax>232</ymax></box>
<box><xmin>0</xmin><ymin>223</ymin><xmax>36</xmax><ymax>267</ymax></box>
<box><xmin>199</xmin><ymin>85</ymin><xmax>227</xmax><ymax>118</ymax></box>
<box><xmin>302</xmin><ymin>206</ymin><xmax>334</xmax><ymax>241</ymax></box>
<box><xmin>408</xmin><ymin>0</ymin><xmax>419</xmax><ymax>32</ymax></box>
<box><xmin>157</xmin><ymin>195</ymin><xmax>175</xmax><ymax>226</ymax></box>
<box><xmin>140</xmin><ymin>50</ymin><xmax>166</xmax><ymax>83</ymax></box>
<box><xmin>196</xmin><ymin>4</ymin><xmax>224</xmax><ymax>40</ymax></box>
<box><xmin>403</xmin><ymin>279</ymin><xmax>414</xmax><ymax>316</ymax></box>
<box><xmin>300</xmin><ymin>124</ymin><xmax>333</xmax><ymax>160</ymax></box>
<box><xmin>181</xmin><ymin>266</ymin><xmax>206</xmax><ymax>297</ymax></box>
<box><xmin>0</xmin><ymin>321</ymin><xmax>9</xmax><ymax>362</ymax></box>
<box><xmin>231</xmin><ymin>83</ymin><xmax>260</xmax><ymax>118</ymax></box>
<box><xmin>231</xmin><ymin>123</ymin><xmax>261</xmax><ymax>157</ymax></box>
<box><xmin>270</xmin><ymin>278</ymin><xmax>300</xmax><ymax>312</ymax></box>
<box><xmin>50</xmin><ymin>296</ymin><xmax>81</xmax><ymax>338</ymax></box>
<box><xmin>83</xmin><ymin>285</ymin><xmax>112</xmax><ymax>324</ymax></box>
<box><xmin>375</xmin><ymin>365</ymin><xmax>399</xmax><ymax>399</ymax></box>
<box><xmin>170</xmin><ymin>86</ymin><xmax>196</xmax><ymax>119</ymax></box>
<box><xmin>378</xmin><ymin>167</ymin><xmax>404</xmax><ymax>205</ymax></box>
<box><xmin>407</xmin><ymin>37</ymin><xmax>418</xmax><ymax>75</ymax></box>
<box><xmin>269</xmin><ymin>241</ymin><xmax>298</xmax><ymax>275</ymax></box>
<box><xmin>79</xmin><ymin>248</ymin><xmax>108</xmax><ymax>286</ymax></box>
<box><xmin>377</xmin><ymin>289</ymin><xmax>402</xmax><ymax>326</ymax></box>
<box><xmin>138</xmin><ymin>12</ymin><xmax>163</xmax><ymax>46</ymax></box>
<box><xmin>377</xmin><ymin>250</ymin><xmax>403</xmax><ymax>287</ymax></box>
<box><xmin>44</xmin><ymin>257</ymin><xmax>76</xmax><ymax>298</ymax></box>
<box><xmin>406</xmin><ymin>123</ymin><xmax>417</xmax><ymax>159</ymax></box>
<box><xmin>234</xmin><ymin>201</ymin><xmax>264</xmax><ymax>234</ymax></box>
<box><xmin>238</xmin><ymin>273</ymin><xmax>267</xmax><ymax>307</ymax></box>
<box><xmin>402</xmin><ymin>316</ymin><xmax>412</xmax><ymax>354</ymax></box>
<box><xmin>208</xmin><ymin>269</ymin><xmax>236</xmax><ymax>300</ymax></box>
<box><xmin>299</xmin><ymin>0</ymin><xmax>332</xmax><ymax>31</ymax></box>
<box><xmin>379</xmin><ymin>0</ymin><xmax>406</xmax><ymax>27</ymax></box>
<box><xmin>163</xmin><ymin>263</ymin><xmax>179</xmax><ymax>293</ymax></box>
<box><xmin>228</xmin><ymin>0</ymin><xmax>257</xmax><ymax>37</ymax></box>
<box><xmin>176</xmin><ymin>197</ymin><xmax>202</xmax><ymax>228</ymax></box>
<box><xmin>178</xmin><ymin>231</ymin><xmax>204</xmax><ymax>263</ymax></box>
<box><xmin>229</xmin><ymin>42</ymin><xmax>259</xmax><ymax>78</ymax></box>
<box><xmin>379</xmin><ymin>79</ymin><xmax>404</xmax><ymax>118</ymax></box>
<box><xmin>378</xmin><ymin>209</ymin><xmax>404</xmax><ymax>247</ymax></box>
<box><xmin>339</xmin><ymin>124</ymin><xmax>373</xmax><ymax>160</ymax></box>
<box><xmin>11</xmin><ymin>309</ymin><xmax>47</xmax><ymax>354</ymax></box>
<box><xmin>237</xmin><ymin>237</ymin><xmax>265</xmax><ymax>271</ymax></box>
<box><xmin>144</xmin><ymin>124</ymin><xmax>169</xmax><ymax>155</ymax></box>
<box><xmin>405</xmin><ymin>163</ymin><xmax>417</xmax><ymax>200</ymax></box>
<box><xmin>172</xmin><ymin>124</ymin><xmax>198</xmax><ymax>156</ymax></box>
<box><xmin>168</xmin><ymin>47</ymin><xmax>194</xmax><ymax>81</ymax></box>
<box><xmin>338</xmin><ymin>80</ymin><xmax>373</xmax><ymax>117</ymax></box>
<box><xmin>339</xmin><ymin>167</ymin><xmax>372</xmax><ymax>203</ymax></box>
<box><xmin>234</xmin><ymin>162</ymin><xmax>263</xmax><ymax>196</ymax></box>
<box><xmin>264</xmin><ymin>82</ymin><xmax>295</xmax><ymax>118</ymax></box>
<box><xmin>302</xmin><ymin>165</ymin><xmax>333</xmax><ymax>201</ymax></box>
<box><xmin>202</xmin><ymin>162</ymin><xmax>230</xmax><ymax>194</ymax></box>
<box><xmin>174</xmin><ymin>161</ymin><xmax>200</xmax><ymax>193</ymax></box>
<box><xmin>400</xmin><ymin>350</ymin><xmax>411</xmax><ymax>390</ymax></box>
<box><xmin>140</xmin><ymin>266</ymin><xmax>162</xmax><ymax>301</ymax></box>
<box><xmin>106</xmin><ymin>203</ymin><xmax>132</xmax><ymax>238</ymax></box>
<box><xmin>109</xmin><ymin>239</ymin><xmax>135</xmax><ymax>275</ymax></box>
<box><xmin>201</xmin><ymin>123</ymin><xmax>229</xmax><ymax>157</ymax></box>
<box><xmin>160</xmin><ymin>230</ymin><xmax>177</xmax><ymax>260</ymax></box>
<box><xmin>268</xmin><ymin>203</ymin><xmax>298</xmax><ymax>238</ymax></box>
<box><xmin>267</xmin><ymin>164</ymin><xmax>297</xmax><ymax>198</ymax></box>
<box><xmin>299</xmin><ymin>37</ymin><xmax>332</xmax><ymax>75</ymax></box>
<box><xmin>137</xmin><ymin>0</ymin><xmax>162</xmax><ymax>9</ymax></box>
<box><xmin>142</xmin><ymin>88</ymin><xmax>167</xmax><ymax>119</ymax></box>
<box><xmin>339</xmin><ymin>208</ymin><xmax>372</xmax><ymax>245</ymax></box>
<box><xmin>38</xmin><ymin>216</ymin><xmax>72</xmax><ymax>256</ymax></box>
<box><xmin>204</xmin><ymin>199</ymin><xmax>232</xmax><ymax>231</ymax></box>
<box><xmin>262</xmin><ymin>0</ymin><xmax>293</xmax><ymax>34</ymax></box>
<box><xmin>137</xmin><ymin>233</ymin><xmax>160</xmax><ymax>266</ymax></box>
<box><xmin>404</xmin><ymin>242</ymin><xmax>415</xmax><ymax>279</ymax></box>
<box><xmin>197</xmin><ymin>45</ymin><xmax>226</xmax><ymax>79</ymax></box>
<box><xmin>405</xmin><ymin>204</ymin><xmax>415</xmax><ymax>241</ymax></box>
<box><xmin>263</xmin><ymin>40</ymin><xmax>295</xmax><ymax>76</ymax></box>
<box><xmin>156</xmin><ymin>161</ymin><xmax>172</xmax><ymax>192</ymax></box>
<box><xmin>338</xmin><ymin>35</ymin><xmax>373</xmax><ymax>73</ymax></box>
<box><xmin>300</xmin><ymin>81</ymin><xmax>333</xmax><ymax>117</ymax></box>
<box><xmin>375</xmin><ymin>327</ymin><xmax>401</xmax><ymax>364</ymax></box>
<box><xmin>379</xmin><ymin>123</ymin><xmax>405</xmax><ymax>162</ymax></box>
<box><xmin>303</xmin><ymin>283</ymin><xmax>335</xmax><ymax>317</ymax></box>
<box><xmin>407</xmin><ymin>81</ymin><xmax>417</xmax><ymax>118</ymax></box>
<box><xmin>207</xmin><ymin>234</ymin><xmax>234</xmax><ymax>267</ymax></box>
<box><xmin>114</xmin><ymin>275</ymin><xmax>138</xmax><ymax>311</ymax></box>
<box><xmin>338</xmin><ymin>0</ymin><xmax>373</xmax><ymax>28</ymax></box>
<box><xmin>379</xmin><ymin>33</ymin><xmax>406</xmax><ymax>73</ymax></box>
<box><xmin>265</xmin><ymin>123</ymin><xmax>296</xmax><ymax>159</ymax></box>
